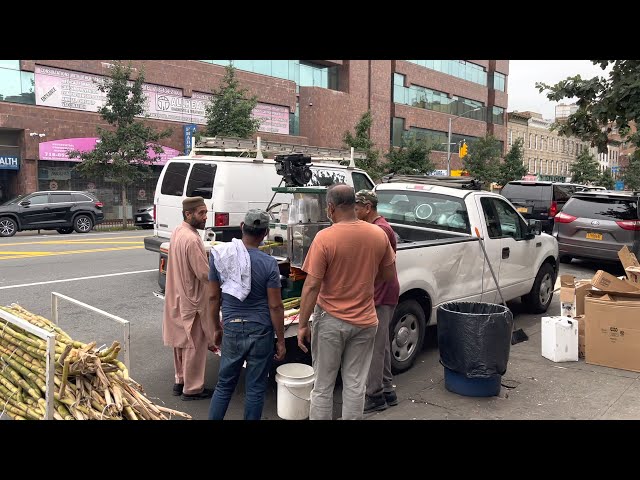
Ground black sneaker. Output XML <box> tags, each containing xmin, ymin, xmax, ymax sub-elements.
<box><xmin>172</xmin><ymin>384</ymin><xmax>184</xmax><ymax>396</ymax></box>
<box><xmin>384</xmin><ymin>391</ymin><xmax>398</xmax><ymax>406</ymax></box>
<box><xmin>364</xmin><ymin>395</ymin><xmax>388</xmax><ymax>413</ymax></box>
<box><xmin>181</xmin><ymin>388</ymin><xmax>214</xmax><ymax>401</ymax></box>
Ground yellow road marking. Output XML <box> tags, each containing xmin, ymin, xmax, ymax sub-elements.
<box><xmin>3</xmin><ymin>235</ymin><xmax>146</xmax><ymax>246</ymax></box>
<box><xmin>0</xmin><ymin>245</ymin><xmax>144</xmax><ymax>261</ymax></box>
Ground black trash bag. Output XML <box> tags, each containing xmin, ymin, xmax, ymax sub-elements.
<box><xmin>437</xmin><ymin>302</ymin><xmax>513</xmax><ymax>378</ymax></box>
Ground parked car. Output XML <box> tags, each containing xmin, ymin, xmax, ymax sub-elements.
<box><xmin>134</xmin><ymin>205</ymin><xmax>154</xmax><ymax>229</ymax></box>
<box><xmin>0</xmin><ymin>191</ymin><xmax>104</xmax><ymax>237</ymax></box>
<box><xmin>553</xmin><ymin>190</ymin><xmax>640</xmax><ymax>263</ymax></box>
<box><xmin>500</xmin><ymin>181</ymin><xmax>583</xmax><ymax>233</ymax></box>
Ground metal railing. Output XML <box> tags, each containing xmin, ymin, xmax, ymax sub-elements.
<box><xmin>51</xmin><ymin>292</ymin><xmax>131</xmax><ymax>373</ymax></box>
<box><xmin>0</xmin><ymin>308</ymin><xmax>56</xmax><ymax>420</ymax></box>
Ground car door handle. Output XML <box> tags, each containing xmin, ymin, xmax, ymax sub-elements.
<box><xmin>502</xmin><ymin>247</ymin><xmax>510</xmax><ymax>259</ymax></box>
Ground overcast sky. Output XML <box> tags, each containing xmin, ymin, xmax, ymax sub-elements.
<box><xmin>508</xmin><ymin>60</ymin><xmax>609</xmax><ymax>120</ymax></box>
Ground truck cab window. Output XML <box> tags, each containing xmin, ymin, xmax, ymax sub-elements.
<box><xmin>481</xmin><ymin>197</ymin><xmax>525</xmax><ymax>240</ymax></box>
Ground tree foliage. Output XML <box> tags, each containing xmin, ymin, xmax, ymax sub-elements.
<box><xmin>204</xmin><ymin>65</ymin><xmax>261</xmax><ymax>138</ymax></box>
<box><xmin>497</xmin><ymin>137</ymin><xmax>527</xmax><ymax>187</ymax></box>
<box><xmin>536</xmin><ymin>61</ymin><xmax>640</xmax><ymax>153</ymax></box>
<box><xmin>463</xmin><ymin>134</ymin><xmax>502</xmax><ymax>186</ymax></box>
<box><xmin>599</xmin><ymin>168</ymin><xmax>615</xmax><ymax>189</ymax></box>
<box><xmin>623</xmin><ymin>151</ymin><xmax>640</xmax><ymax>190</ymax></box>
<box><xmin>384</xmin><ymin>136</ymin><xmax>435</xmax><ymax>175</ymax></box>
<box><xmin>343</xmin><ymin>110</ymin><xmax>383</xmax><ymax>181</ymax></box>
<box><xmin>570</xmin><ymin>150</ymin><xmax>600</xmax><ymax>184</ymax></box>
<box><xmin>67</xmin><ymin>62</ymin><xmax>172</xmax><ymax>228</ymax></box>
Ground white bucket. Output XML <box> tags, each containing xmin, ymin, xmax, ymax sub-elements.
<box><xmin>275</xmin><ymin>363</ymin><xmax>315</xmax><ymax>420</ymax></box>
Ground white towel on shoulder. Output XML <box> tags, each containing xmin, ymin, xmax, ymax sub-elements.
<box><xmin>211</xmin><ymin>238</ymin><xmax>251</xmax><ymax>301</ymax></box>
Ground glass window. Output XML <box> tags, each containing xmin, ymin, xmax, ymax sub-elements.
<box><xmin>0</xmin><ymin>60</ymin><xmax>19</xmax><ymax>70</ymax></box>
<box><xmin>492</xmin><ymin>106</ymin><xmax>504</xmax><ymax>125</ymax></box>
<box><xmin>394</xmin><ymin>73</ymin><xmax>405</xmax><ymax>87</ymax></box>
<box><xmin>392</xmin><ymin>117</ymin><xmax>405</xmax><ymax>147</ymax></box>
<box><xmin>50</xmin><ymin>193</ymin><xmax>72</xmax><ymax>203</ymax></box>
<box><xmin>299</xmin><ymin>63</ymin><xmax>314</xmax><ymax>87</ymax></box>
<box><xmin>27</xmin><ymin>194</ymin><xmax>49</xmax><ymax>205</ymax></box>
<box><xmin>160</xmin><ymin>162</ymin><xmax>190</xmax><ymax>196</ymax></box>
<box><xmin>253</xmin><ymin>60</ymin><xmax>271</xmax><ymax>76</ymax></box>
<box><xmin>494</xmin><ymin>72</ymin><xmax>506</xmax><ymax>91</ymax></box>
<box><xmin>377</xmin><ymin>190</ymin><xmax>470</xmax><ymax>233</ymax></box>
<box><xmin>73</xmin><ymin>193</ymin><xmax>93</xmax><ymax>202</ymax></box>
<box><xmin>563</xmin><ymin>196</ymin><xmax>638</xmax><ymax>221</ymax></box>
<box><xmin>481</xmin><ymin>197</ymin><xmax>526</xmax><ymax>240</ymax></box>
<box><xmin>186</xmin><ymin>163</ymin><xmax>216</xmax><ymax>199</ymax></box>
<box><xmin>271</xmin><ymin>60</ymin><xmax>289</xmax><ymax>81</ymax></box>
<box><xmin>352</xmin><ymin>172</ymin><xmax>374</xmax><ymax>192</ymax></box>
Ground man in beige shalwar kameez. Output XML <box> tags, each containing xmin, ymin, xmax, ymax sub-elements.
<box><xmin>162</xmin><ymin>196</ymin><xmax>216</xmax><ymax>400</ymax></box>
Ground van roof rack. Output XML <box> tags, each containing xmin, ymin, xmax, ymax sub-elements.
<box><xmin>381</xmin><ymin>174</ymin><xmax>483</xmax><ymax>190</ymax></box>
<box><xmin>191</xmin><ymin>136</ymin><xmax>367</xmax><ymax>168</ymax></box>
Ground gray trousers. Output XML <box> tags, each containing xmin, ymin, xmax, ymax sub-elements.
<box><xmin>310</xmin><ymin>306</ymin><xmax>377</xmax><ymax>420</ymax></box>
<box><xmin>366</xmin><ymin>304</ymin><xmax>396</xmax><ymax>398</ymax></box>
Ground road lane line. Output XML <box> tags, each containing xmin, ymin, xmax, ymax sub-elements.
<box><xmin>3</xmin><ymin>236</ymin><xmax>147</xmax><ymax>246</ymax></box>
<box><xmin>0</xmin><ymin>246</ymin><xmax>144</xmax><ymax>260</ymax></box>
<box><xmin>0</xmin><ymin>269</ymin><xmax>157</xmax><ymax>290</ymax></box>
<box><xmin>7</xmin><ymin>232</ymin><xmax>149</xmax><ymax>240</ymax></box>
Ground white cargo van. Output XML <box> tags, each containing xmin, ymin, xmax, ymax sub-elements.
<box><xmin>143</xmin><ymin>137</ymin><xmax>374</xmax><ymax>253</ymax></box>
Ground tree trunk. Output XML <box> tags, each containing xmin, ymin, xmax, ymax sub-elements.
<box><xmin>121</xmin><ymin>186</ymin><xmax>128</xmax><ymax>230</ymax></box>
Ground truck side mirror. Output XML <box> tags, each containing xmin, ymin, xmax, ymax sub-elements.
<box><xmin>528</xmin><ymin>219</ymin><xmax>542</xmax><ymax>236</ymax></box>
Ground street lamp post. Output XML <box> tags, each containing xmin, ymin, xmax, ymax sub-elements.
<box><xmin>29</xmin><ymin>131</ymin><xmax>46</xmax><ymax>191</ymax></box>
<box><xmin>446</xmin><ymin>107</ymin><xmax>483</xmax><ymax>176</ymax></box>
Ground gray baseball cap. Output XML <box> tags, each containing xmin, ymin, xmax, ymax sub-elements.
<box><xmin>244</xmin><ymin>209</ymin><xmax>270</xmax><ymax>229</ymax></box>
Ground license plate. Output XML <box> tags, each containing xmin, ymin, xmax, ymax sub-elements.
<box><xmin>137</xmin><ymin>217</ymin><xmax>142</xmax><ymax>221</ymax></box>
<box><xmin>516</xmin><ymin>207</ymin><xmax>529</xmax><ymax>213</ymax></box>
<box><xmin>586</xmin><ymin>232</ymin><xmax>603</xmax><ymax>240</ymax></box>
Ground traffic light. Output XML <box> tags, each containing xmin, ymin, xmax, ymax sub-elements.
<box><xmin>459</xmin><ymin>141</ymin><xmax>468</xmax><ymax>158</ymax></box>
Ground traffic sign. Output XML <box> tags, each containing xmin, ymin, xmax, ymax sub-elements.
<box><xmin>615</xmin><ymin>180</ymin><xmax>624</xmax><ymax>191</ymax></box>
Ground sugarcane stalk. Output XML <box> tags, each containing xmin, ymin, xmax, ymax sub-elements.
<box><xmin>121</xmin><ymin>388</ymin><xmax>152</xmax><ymax>420</ymax></box>
<box><xmin>0</xmin><ymin>362</ymin><xmax>42</xmax><ymax>401</ymax></box>
<box><xmin>0</xmin><ymin>337</ymin><xmax>43</xmax><ymax>366</ymax></box>
<box><xmin>155</xmin><ymin>405</ymin><xmax>192</xmax><ymax>419</ymax></box>
<box><xmin>0</xmin><ymin>386</ymin><xmax>43</xmax><ymax>419</ymax></box>
<box><xmin>0</xmin><ymin>344</ymin><xmax>46</xmax><ymax>376</ymax></box>
<box><xmin>0</xmin><ymin>395</ymin><xmax>40</xmax><ymax>420</ymax></box>
<box><xmin>97</xmin><ymin>341</ymin><xmax>119</xmax><ymax>358</ymax></box>
<box><xmin>0</xmin><ymin>323</ymin><xmax>45</xmax><ymax>349</ymax></box>
<box><xmin>111</xmin><ymin>384</ymin><xmax>123</xmax><ymax>412</ymax></box>
<box><xmin>59</xmin><ymin>356</ymin><xmax>70</xmax><ymax>398</ymax></box>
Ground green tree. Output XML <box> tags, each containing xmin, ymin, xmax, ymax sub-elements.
<box><xmin>536</xmin><ymin>61</ymin><xmax>640</xmax><ymax>153</ymax></box>
<box><xmin>384</xmin><ymin>136</ymin><xmax>435</xmax><ymax>175</ymax></box>
<box><xmin>497</xmin><ymin>137</ymin><xmax>527</xmax><ymax>187</ymax></box>
<box><xmin>623</xmin><ymin>151</ymin><xmax>640</xmax><ymax>190</ymax></box>
<box><xmin>570</xmin><ymin>150</ymin><xmax>600</xmax><ymax>184</ymax></box>
<box><xmin>68</xmin><ymin>62</ymin><xmax>172</xmax><ymax>229</ymax></box>
<box><xmin>599</xmin><ymin>167</ymin><xmax>615</xmax><ymax>189</ymax></box>
<box><xmin>463</xmin><ymin>134</ymin><xmax>502</xmax><ymax>186</ymax></box>
<box><xmin>343</xmin><ymin>110</ymin><xmax>383</xmax><ymax>181</ymax></box>
<box><xmin>203</xmin><ymin>65</ymin><xmax>261</xmax><ymax>138</ymax></box>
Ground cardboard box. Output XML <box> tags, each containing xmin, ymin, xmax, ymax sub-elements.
<box><xmin>591</xmin><ymin>270</ymin><xmax>640</xmax><ymax>295</ymax></box>
<box><xmin>584</xmin><ymin>293</ymin><xmax>640</xmax><ymax>373</ymax></box>
<box><xmin>575</xmin><ymin>280</ymin><xmax>592</xmax><ymax>316</ymax></box>
<box><xmin>574</xmin><ymin>315</ymin><xmax>586</xmax><ymax>359</ymax></box>
<box><xmin>541</xmin><ymin>316</ymin><xmax>579</xmax><ymax>362</ymax></box>
<box><xmin>560</xmin><ymin>275</ymin><xmax>576</xmax><ymax>317</ymax></box>
<box><xmin>618</xmin><ymin>246</ymin><xmax>640</xmax><ymax>285</ymax></box>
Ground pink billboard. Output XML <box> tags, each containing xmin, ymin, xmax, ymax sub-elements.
<box><xmin>39</xmin><ymin>138</ymin><xmax>180</xmax><ymax>166</ymax></box>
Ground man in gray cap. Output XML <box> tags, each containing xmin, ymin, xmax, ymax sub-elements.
<box><xmin>208</xmin><ymin>209</ymin><xmax>286</xmax><ymax>420</ymax></box>
<box><xmin>355</xmin><ymin>189</ymin><xmax>400</xmax><ymax>413</ymax></box>
<box><xmin>162</xmin><ymin>196</ymin><xmax>217</xmax><ymax>400</ymax></box>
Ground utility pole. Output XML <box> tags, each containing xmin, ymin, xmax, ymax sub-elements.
<box><xmin>446</xmin><ymin>107</ymin><xmax>483</xmax><ymax>176</ymax></box>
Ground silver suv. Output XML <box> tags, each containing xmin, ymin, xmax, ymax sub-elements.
<box><xmin>553</xmin><ymin>190</ymin><xmax>640</xmax><ymax>263</ymax></box>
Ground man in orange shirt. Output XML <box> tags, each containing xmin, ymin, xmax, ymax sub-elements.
<box><xmin>297</xmin><ymin>184</ymin><xmax>396</xmax><ymax>420</ymax></box>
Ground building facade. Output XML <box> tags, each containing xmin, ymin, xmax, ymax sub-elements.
<box><xmin>0</xmin><ymin>60</ymin><xmax>507</xmax><ymax>217</ymax></box>
<box><xmin>507</xmin><ymin>111</ymin><xmax>590</xmax><ymax>181</ymax></box>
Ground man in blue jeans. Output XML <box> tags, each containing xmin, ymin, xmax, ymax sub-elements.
<box><xmin>208</xmin><ymin>209</ymin><xmax>286</xmax><ymax>420</ymax></box>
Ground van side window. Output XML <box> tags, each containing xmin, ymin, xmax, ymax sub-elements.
<box><xmin>186</xmin><ymin>164</ymin><xmax>216</xmax><ymax>199</ymax></box>
<box><xmin>309</xmin><ymin>170</ymin><xmax>346</xmax><ymax>187</ymax></box>
<box><xmin>160</xmin><ymin>162</ymin><xmax>190</xmax><ymax>196</ymax></box>
<box><xmin>353</xmin><ymin>172</ymin><xmax>374</xmax><ymax>191</ymax></box>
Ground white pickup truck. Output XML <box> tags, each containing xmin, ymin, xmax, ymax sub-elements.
<box><xmin>376</xmin><ymin>178</ymin><xmax>558</xmax><ymax>373</ymax></box>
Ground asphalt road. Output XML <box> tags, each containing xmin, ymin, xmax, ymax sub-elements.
<box><xmin>1</xmin><ymin>230</ymin><xmax>632</xmax><ymax>420</ymax></box>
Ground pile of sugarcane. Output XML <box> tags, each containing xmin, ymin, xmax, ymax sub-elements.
<box><xmin>0</xmin><ymin>304</ymin><xmax>191</xmax><ymax>420</ymax></box>
<box><xmin>283</xmin><ymin>297</ymin><xmax>300</xmax><ymax>325</ymax></box>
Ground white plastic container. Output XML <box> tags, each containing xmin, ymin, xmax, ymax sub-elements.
<box><xmin>541</xmin><ymin>316</ymin><xmax>579</xmax><ymax>362</ymax></box>
<box><xmin>275</xmin><ymin>363</ymin><xmax>315</xmax><ymax>420</ymax></box>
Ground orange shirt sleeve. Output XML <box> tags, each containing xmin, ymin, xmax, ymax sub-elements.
<box><xmin>302</xmin><ymin>234</ymin><xmax>327</xmax><ymax>280</ymax></box>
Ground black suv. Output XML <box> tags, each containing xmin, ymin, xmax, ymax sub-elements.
<box><xmin>0</xmin><ymin>191</ymin><xmax>105</xmax><ymax>237</ymax></box>
<box><xmin>500</xmin><ymin>181</ymin><xmax>583</xmax><ymax>234</ymax></box>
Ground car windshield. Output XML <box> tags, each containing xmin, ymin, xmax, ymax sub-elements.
<box><xmin>376</xmin><ymin>190</ymin><xmax>470</xmax><ymax>234</ymax></box>
<box><xmin>1</xmin><ymin>194</ymin><xmax>28</xmax><ymax>206</ymax></box>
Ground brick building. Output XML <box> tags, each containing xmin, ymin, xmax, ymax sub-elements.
<box><xmin>0</xmin><ymin>60</ymin><xmax>507</xmax><ymax>218</ymax></box>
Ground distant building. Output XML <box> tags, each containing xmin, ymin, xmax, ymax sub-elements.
<box><xmin>555</xmin><ymin>103</ymin><xmax>578</xmax><ymax>122</ymax></box>
<box><xmin>507</xmin><ymin>111</ymin><xmax>589</xmax><ymax>181</ymax></box>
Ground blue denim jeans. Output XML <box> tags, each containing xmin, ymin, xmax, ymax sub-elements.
<box><xmin>208</xmin><ymin>321</ymin><xmax>274</xmax><ymax>420</ymax></box>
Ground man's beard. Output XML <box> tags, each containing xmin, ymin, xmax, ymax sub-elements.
<box><xmin>188</xmin><ymin>218</ymin><xmax>206</xmax><ymax>230</ymax></box>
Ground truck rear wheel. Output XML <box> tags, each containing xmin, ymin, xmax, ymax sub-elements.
<box><xmin>390</xmin><ymin>299</ymin><xmax>426</xmax><ymax>374</ymax></box>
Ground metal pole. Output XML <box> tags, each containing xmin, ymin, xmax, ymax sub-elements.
<box><xmin>447</xmin><ymin>117</ymin><xmax>452</xmax><ymax>176</ymax></box>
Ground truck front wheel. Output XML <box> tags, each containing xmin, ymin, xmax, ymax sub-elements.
<box><xmin>522</xmin><ymin>262</ymin><xmax>555</xmax><ymax>314</ymax></box>
<box><xmin>390</xmin><ymin>299</ymin><xmax>426</xmax><ymax>374</ymax></box>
